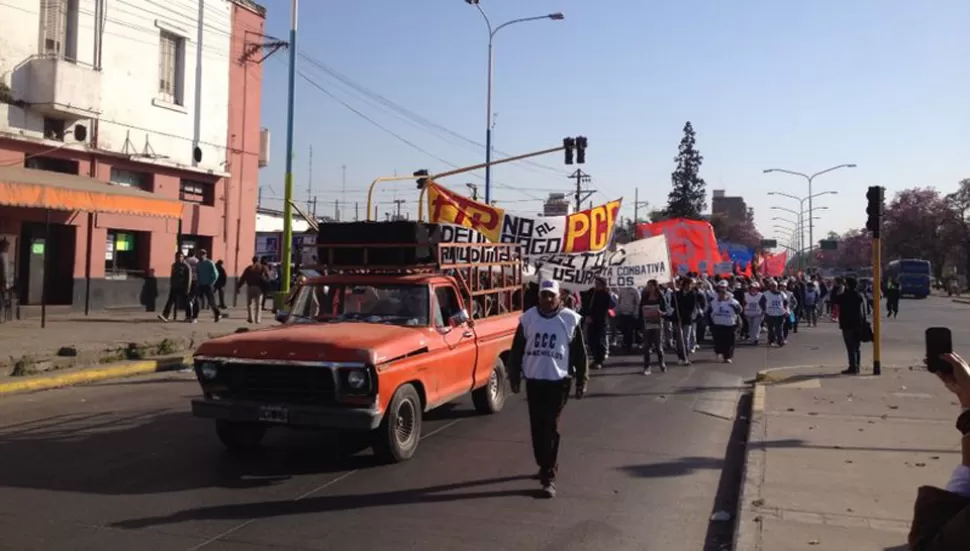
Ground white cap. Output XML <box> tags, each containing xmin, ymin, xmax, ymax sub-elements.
<box><xmin>539</xmin><ymin>279</ymin><xmax>560</xmax><ymax>295</ymax></box>
<box><xmin>717</xmin><ymin>280</ymin><xmax>729</xmax><ymax>288</ymax></box>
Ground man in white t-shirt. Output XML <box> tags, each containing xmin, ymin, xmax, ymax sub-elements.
<box><xmin>508</xmin><ymin>279</ymin><xmax>589</xmax><ymax>499</ymax></box>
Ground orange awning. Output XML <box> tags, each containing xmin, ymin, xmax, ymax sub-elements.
<box><xmin>0</xmin><ymin>165</ymin><xmax>183</xmax><ymax>218</ymax></box>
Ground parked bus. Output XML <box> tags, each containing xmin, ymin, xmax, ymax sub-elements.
<box><xmin>885</xmin><ymin>259</ymin><xmax>931</xmax><ymax>298</ymax></box>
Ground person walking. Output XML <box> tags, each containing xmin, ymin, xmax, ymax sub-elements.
<box><xmin>671</xmin><ymin>277</ymin><xmax>698</xmax><ymax>365</ymax></box>
<box><xmin>236</xmin><ymin>256</ymin><xmax>269</xmax><ymax>323</ymax></box>
<box><xmin>193</xmin><ymin>249</ymin><xmax>223</xmax><ymax>322</ymax></box>
<box><xmin>709</xmin><ymin>280</ymin><xmax>743</xmax><ymax>363</ymax></box>
<box><xmin>614</xmin><ymin>285</ymin><xmax>640</xmax><ymax>354</ymax></box>
<box><xmin>158</xmin><ymin>252</ymin><xmax>193</xmax><ymax>322</ymax></box>
<box><xmin>832</xmin><ymin>277</ymin><xmax>868</xmax><ymax>375</ymax></box>
<box><xmin>743</xmin><ymin>282</ymin><xmax>766</xmax><ymax>345</ymax></box>
<box><xmin>0</xmin><ymin>238</ymin><xmax>13</xmax><ymax>322</ymax></box>
<box><xmin>885</xmin><ymin>277</ymin><xmax>901</xmax><ymax>318</ymax></box>
<box><xmin>214</xmin><ymin>260</ymin><xmax>228</xmax><ymax>310</ymax></box>
<box><xmin>581</xmin><ymin>277</ymin><xmax>612</xmax><ymax>370</ymax></box>
<box><xmin>508</xmin><ymin>279</ymin><xmax>588</xmax><ymax>498</ymax></box>
<box><xmin>763</xmin><ymin>279</ymin><xmax>789</xmax><ymax>347</ymax></box>
<box><xmin>638</xmin><ymin>280</ymin><xmax>667</xmax><ymax>374</ymax></box>
<box><xmin>803</xmin><ymin>281</ymin><xmax>820</xmax><ymax>327</ymax></box>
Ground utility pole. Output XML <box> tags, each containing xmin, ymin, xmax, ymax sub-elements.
<box><xmin>633</xmin><ymin>187</ymin><xmax>649</xmax><ymax>223</ymax></box>
<box><xmin>393</xmin><ymin>199</ymin><xmax>406</xmax><ymax>219</ymax></box>
<box><xmin>341</xmin><ymin>164</ymin><xmax>347</xmax><ymax>217</ymax></box>
<box><xmin>306</xmin><ymin>145</ymin><xmax>313</xmax><ymax>214</ymax></box>
<box><xmin>280</xmin><ymin>0</ymin><xmax>299</xmax><ymax>295</ymax></box>
<box><xmin>311</xmin><ymin>196</ymin><xmax>316</xmax><ymax>219</ymax></box>
<box><xmin>570</xmin><ymin>169</ymin><xmax>593</xmax><ymax>211</ymax></box>
<box><xmin>354</xmin><ymin>201</ymin><xmax>359</xmax><ymax>221</ymax></box>
<box><xmin>334</xmin><ymin>199</ymin><xmax>339</xmax><ymax>221</ymax></box>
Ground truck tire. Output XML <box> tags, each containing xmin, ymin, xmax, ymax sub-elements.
<box><xmin>215</xmin><ymin>420</ymin><xmax>266</xmax><ymax>452</ymax></box>
<box><xmin>472</xmin><ymin>356</ymin><xmax>508</xmax><ymax>414</ymax></box>
<box><xmin>372</xmin><ymin>384</ymin><xmax>422</xmax><ymax>463</ymax></box>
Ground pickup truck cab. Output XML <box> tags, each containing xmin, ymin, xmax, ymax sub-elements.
<box><xmin>191</xmin><ymin>222</ymin><xmax>524</xmax><ymax>462</ymax></box>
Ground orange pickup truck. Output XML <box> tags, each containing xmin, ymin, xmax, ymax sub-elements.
<box><xmin>191</xmin><ymin>222</ymin><xmax>524</xmax><ymax>462</ymax></box>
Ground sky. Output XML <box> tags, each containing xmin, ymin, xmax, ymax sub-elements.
<box><xmin>255</xmin><ymin>0</ymin><xmax>969</xmax><ymax>251</ymax></box>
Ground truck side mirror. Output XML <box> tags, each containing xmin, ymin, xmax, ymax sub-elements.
<box><xmin>448</xmin><ymin>309</ymin><xmax>470</xmax><ymax>328</ymax></box>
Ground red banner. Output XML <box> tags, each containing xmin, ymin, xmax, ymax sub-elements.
<box><xmin>636</xmin><ymin>219</ymin><xmax>724</xmax><ymax>275</ymax></box>
<box><xmin>761</xmin><ymin>252</ymin><xmax>788</xmax><ymax>277</ymax></box>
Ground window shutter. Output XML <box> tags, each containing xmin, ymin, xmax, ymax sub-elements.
<box><xmin>40</xmin><ymin>0</ymin><xmax>67</xmax><ymax>55</ymax></box>
<box><xmin>158</xmin><ymin>32</ymin><xmax>176</xmax><ymax>100</ymax></box>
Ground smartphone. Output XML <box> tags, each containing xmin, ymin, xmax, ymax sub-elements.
<box><xmin>925</xmin><ymin>327</ymin><xmax>953</xmax><ymax>375</ymax></box>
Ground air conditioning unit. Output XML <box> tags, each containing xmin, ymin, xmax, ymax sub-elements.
<box><xmin>258</xmin><ymin>128</ymin><xmax>270</xmax><ymax>168</ymax></box>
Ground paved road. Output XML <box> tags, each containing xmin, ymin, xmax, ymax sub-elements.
<box><xmin>0</xmin><ymin>296</ymin><xmax>960</xmax><ymax>550</ymax></box>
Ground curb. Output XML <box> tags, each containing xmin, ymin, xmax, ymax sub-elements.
<box><xmin>0</xmin><ymin>354</ymin><xmax>193</xmax><ymax>396</ymax></box>
<box><xmin>953</xmin><ymin>298</ymin><xmax>970</xmax><ymax>305</ymax></box>
<box><xmin>733</xmin><ymin>380</ymin><xmax>767</xmax><ymax>551</ymax></box>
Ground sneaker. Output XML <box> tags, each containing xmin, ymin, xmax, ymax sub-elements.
<box><xmin>157</xmin><ymin>314</ymin><xmax>169</xmax><ymax>322</ymax></box>
<box><xmin>643</xmin><ymin>367</ymin><xmax>652</xmax><ymax>375</ymax></box>
<box><xmin>592</xmin><ymin>363</ymin><xmax>603</xmax><ymax>370</ymax></box>
<box><xmin>541</xmin><ymin>482</ymin><xmax>556</xmax><ymax>498</ymax></box>
<box><xmin>725</xmin><ymin>358</ymin><xmax>733</xmax><ymax>364</ymax></box>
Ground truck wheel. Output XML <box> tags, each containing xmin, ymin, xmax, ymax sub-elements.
<box><xmin>215</xmin><ymin>420</ymin><xmax>265</xmax><ymax>452</ymax></box>
<box><xmin>472</xmin><ymin>356</ymin><xmax>508</xmax><ymax>414</ymax></box>
<box><xmin>372</xmin><ymin>384</ymin><xmax>422</xmax><ymax>463</ymax></box>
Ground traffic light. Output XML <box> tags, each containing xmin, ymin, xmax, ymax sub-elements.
<box><xmin>865</xmin><ymin>185</ymin><xmax>884</xmax><ymax>237</ymax></box>
<box><xmin>563</xmin><ymin>137</ymin><xmax>575</xmax><ymax>165</ymax></box>
<box><xmin>575</xmin><ymin>136</ymin><xmax>587</xmax><ymax>164</ymax></box>
<box><xmin>413</xmin><ymin>169</ymin><xmax>429</xmax><ymax>189</ymax></box>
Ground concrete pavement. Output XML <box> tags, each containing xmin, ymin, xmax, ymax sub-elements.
<box><xmin>735</xmin><ymin>297</ymin><xmax>968</xmax><ymax>551</ymax></box>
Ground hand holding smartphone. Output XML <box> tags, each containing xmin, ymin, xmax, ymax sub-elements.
<box><xmin>925</xmin><ymin>327</ymin><xmax>953</xmax><ymax>375</ymax></box>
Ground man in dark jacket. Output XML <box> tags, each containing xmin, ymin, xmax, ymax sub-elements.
<box><xmin>832</xmin><ymin>277</ymin><xmax>867</xmax><ymax>375</ymax></box>
<box><xmin>581</xmin><ymin>277</ymin><xmax>613</xmax><ymax>370</ymax></box>
<box><xmin>671</xmin><ymin>277</ymin><xmax>698</xmax><ymax>365</ymax></box>
<box><xmin>908</xmin><ymin>352</ymin><xmax>970</xmax><ymax>550</ymax></box>
<box><xmin>158</xmin><ymin>252</ymin><xmax>192</xmax><ymax>322</ymax></box>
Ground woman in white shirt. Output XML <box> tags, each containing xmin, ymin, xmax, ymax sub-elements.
<box><xmin>743</xmin><ymin>282</ymin><xmax>767</xmax><ymax>345</ymax></box>
<box><xmin>710</xmin><ymin>280</ymin><xmax>743</xmax><ymax>363</ymax></box>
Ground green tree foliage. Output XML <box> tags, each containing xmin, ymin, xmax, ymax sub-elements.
<box><xmin>664</xmin><ymin>121</ymin><xmax>707</xmax><ymax>220</ymax></box>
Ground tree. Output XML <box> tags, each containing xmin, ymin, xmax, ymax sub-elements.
<box><xmin>944</xmin><ymin>178</ymin><xmax>970</xmax><ymax>284</ymax></box>
<box><xmin>647</xmin><ymin>209</ymin><xmax>668</xmax><ymax>223</ymax></box>
<box><xmin>883</xmin><ymin>187</ymin><xmax>953</xmax><ymax>279</ymax></box>
<box><xmin>664</xmin><ymin>121</ymin><xmax>707</xmax><ymax>219</ymax></box>
<box><xmin>710</xmin><ymin>208</ymin><xmax>763</xmax><ymax>250</ymax></box>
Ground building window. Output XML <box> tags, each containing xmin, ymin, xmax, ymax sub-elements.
<box><xmin>179</xmin><ymin>178</ymin><xmax>214</xmax><ymax>205</ymax></box>
<box><xmin>39</xmin><ymin>0</ymin><xmax>78</xmax><ymax>60</ymax></box>
<box><xmin>158</xmin><ymin>30</ymin><xmax>185</xmax><ymax>105</ymax></box>
<box><xmin>109</xmin><ymin>168</ymin><xmax>152</xmax><ymax>191</ymax></box>
<box><xmin>105</xmin><ymin>230</ymin><xmax>148</xmax><ymax>278</ymax></box>
<box><xmin>26</xmin><ymin>155</ymin><xmax>78</xmax><ymax>174</ymax></box>
<box><xmin>43</xmin><ymin>117</ymin><xmax>67</xmax><ymax>141</ymax></box>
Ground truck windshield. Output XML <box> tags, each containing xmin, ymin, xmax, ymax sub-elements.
<box><xmin>288</xmin><ymin>283</ymin><xmax>430</xmax><ymax>327</ymax></box>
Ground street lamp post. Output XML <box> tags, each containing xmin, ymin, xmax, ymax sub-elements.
<box><xmin>763</xmin><ymin>164</ymin><xmax>856</xmax><ymax>259</ymax></box>
<box><xmin>467</xmin><ymin>0</ymin><xmax>564</xmax><ymax>204</ymax></box>
<box><xmin>768</xmin><ymin>190</ymin><xmax>838</xmax><ymax>260</ymax></box>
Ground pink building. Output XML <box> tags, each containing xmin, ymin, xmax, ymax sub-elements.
<box><xmin>0</xmin><ymin>0</ymin><xmax>266</xmax><ymax>313</ymax></box>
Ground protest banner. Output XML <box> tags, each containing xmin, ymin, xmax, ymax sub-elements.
<box><xmin>530</xmin><ymin>235</ymin><xmax>672</xmax><ymax>291</ymax></box>
<box><xmin>636</xmin><ymin>218</ymin><xmax>724</xmax><ymax>275</ymax></box>
<box><xmin>427</xmin><ymin>183</ymin><xmax>621</xmax><ymax>255</ymax></box>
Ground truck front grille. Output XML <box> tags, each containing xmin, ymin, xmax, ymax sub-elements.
<box><xmin>222</xmin><ymin>364</ymin><xmax>336</xmax><ymax>406</ymax></box>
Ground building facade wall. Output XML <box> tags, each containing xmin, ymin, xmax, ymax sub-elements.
<box><xmin>0</xmin><ymin>0</ymin><xmax>265</xmax><ymax>312</ymax></box>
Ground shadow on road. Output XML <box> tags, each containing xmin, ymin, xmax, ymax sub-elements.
<box><xmin>112</xmin><ymin>474</ymin><xmax>537</xmax><ymax>530</ymax></box>
<box><xmin>0</xmin><ymin>409</ymin><xmax>387</xmax><ymax>496</ymax></box>
<box><xmin>618</xmin><ymin>457</ymin><xmax>723</xmax><ymax>478</ymax></box>
<box><xmin>584</xmin><ymin>385</ymin><xmax>745</xmax><ymax>399</ymax></box>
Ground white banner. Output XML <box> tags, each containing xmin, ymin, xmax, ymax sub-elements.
<box><xmin>530</xmin><ymin>235</ymin><xmax>672</xmax><ymax>291</ymax></box>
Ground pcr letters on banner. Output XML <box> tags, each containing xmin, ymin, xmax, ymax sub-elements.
<box><xmin>427</xmin><ymin>183</ymin><xmax>622</xmax><ymax>255</ymax></box>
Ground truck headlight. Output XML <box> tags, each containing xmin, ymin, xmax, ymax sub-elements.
<box><xmin>200</xmin><ymin>362</ymin><xmax>218</xmax><ymax>380</ymax></box>
<box><xmin>347</xmin><ymin>370</ymin><xmax>367</xmax><ymax>390</ymax></box>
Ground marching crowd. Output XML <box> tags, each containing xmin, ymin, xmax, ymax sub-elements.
<box><xmin>569</xmin><ymin>272</ymin><xmax>897</xmax><ymax>375</ymax></box>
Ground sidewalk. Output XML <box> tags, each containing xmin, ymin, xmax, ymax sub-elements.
<box><xmin>0</xmin><ymin>308</ymin><xmax>273</xmax><ymax>377</ymax></box>
<box><xmin>736</xmin><ymin>365</ymin><xmax>961</xmax><ymax>551</ymax></box>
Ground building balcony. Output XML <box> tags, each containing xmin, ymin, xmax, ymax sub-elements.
<box><xmin>15</xmin><ymin>56</ymin><xmax>102</xmax><ymax>119</ymax></box>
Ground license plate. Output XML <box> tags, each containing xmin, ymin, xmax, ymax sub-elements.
<box><xmin>258</xmin><ymin>405</ymin><xmax>289</xmax><ymax>424</ymax></box>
